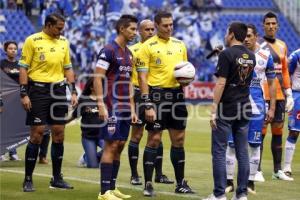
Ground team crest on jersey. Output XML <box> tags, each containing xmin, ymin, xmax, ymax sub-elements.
<box><xmin>39</xmin><ymin>53</ymin><xmax>45</xmax><ymax>61</ymax></box>
<box><xmin>155</xmin><ymin>58</ymin><xmax>161</xmax><ymax>65</ymax></box>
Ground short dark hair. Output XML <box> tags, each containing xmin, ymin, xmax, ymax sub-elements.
<box><xmin>115</xmin><ymin>15</ymin><xmax>138</xmax><ymax>34</ymax></box>
<box><xmin>247</xmin><ymin>24</ymin><xmax>258</xmax><ymax>35</ymax></box>
<box><xmin>3</xmin><ymin>40</ymin><xmax>17</xmax><ymax>52</ymax></box>
<box><xmin>81</xmin><ymin>77</ymin><xmax>94</xmax><ymax>96</ymax></box>
<box><xmin>228</xmin><ymin>22</ymin><xmax>248</xmax><ymax>42</ymax></box>
<box><xmin>263</xmin><ymin>12</ymin><xmax>278</xmax><ymax>23</ymax></box>
<box><xmin>154</xmin><ymin>11</ymin><xmax>172</xmax><ymax>24</ymax></box>
<box><xmin>44</xmin><ymin>13</ymin><xmax>65</xmax><ymax>26</ymax></box>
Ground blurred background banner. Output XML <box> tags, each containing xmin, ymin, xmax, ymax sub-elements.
<box><xmin>0</xmin><ymin>69</ymin><xmax>29</xmax><ymax>155</ymax></box>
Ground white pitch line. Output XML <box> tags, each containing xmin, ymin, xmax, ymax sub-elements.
<box><xmin>0</xmin><ymin>168</ymin><xmax>201</xmax><ymax>199</ymax></box>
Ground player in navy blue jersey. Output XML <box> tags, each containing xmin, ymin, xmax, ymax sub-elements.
<box><xmin>94</xmin><ymin>15</ymin><xmax>138</xmax><ymax>200</ymax></box>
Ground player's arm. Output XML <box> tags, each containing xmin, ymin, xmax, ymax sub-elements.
<box><xmin>265</xmin><ymin>54</ymin><xmax>276</xmax><ymax>122</ymax></box>
<box><xmin>282</xmin><ymin>45</ymin><xmax>294</xmax><ymax>112</ymax></box>
<box><xmin>64</xmin><ymin>41</ymin><xmax>78</xmax><ymax>107</ymax></box>
<box><xmin>288</xmin><ymin>50</ymin><xmax>298</xmax><ymax>76</ymax></box>
<box><xmin>18</xmin><ymin>37</ymin><xmax>33</xmax><ymax>111</ymax></box>
<box><xmin>94</xmin><ymin>48</ymin><xmax>112</xmax><ymax>121</ymax></box>
<box><xmin>210</xmin><ymin>51</ymin><xmax>229</xmax><ymax>129</ymax></box>
<box><xmin>129</xmin><ymin>83</ymin><xmax>138</xmax><ymax>123</ymax></box>
<box><xmin>137</xmin><ymin>44</ymin><xmax>156</xmax><ymax>122</ymax></box>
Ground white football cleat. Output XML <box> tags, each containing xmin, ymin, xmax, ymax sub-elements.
<box><xmin>254</xmin><ymin>171</ymin><xmax>265</xmax><ymax>182</ymax></box>
<box><xmin>272</xmin><ymin>170</ymin><xmax>294</xmax><ymax>181</ymax></box>
<box><xmin>202</xmin><ymin>194</ymin><xmax>227</xmax><ymax>200</ymax></box>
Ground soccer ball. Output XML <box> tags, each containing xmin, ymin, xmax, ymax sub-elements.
<box><xmin>174</xmin><ymin>61</ymin><xmax>195</xmax><ymax>86</ymax></box>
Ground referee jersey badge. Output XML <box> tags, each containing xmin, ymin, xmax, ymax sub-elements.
<box><xmin>155</xmin><ymin>58</ymin><xmax>161</xmax><ymax>65</ymax></box>
<box><xmin>39</xmin><ymin>52</ymin><xmax>45</xmax><ymax>61</ymax></box>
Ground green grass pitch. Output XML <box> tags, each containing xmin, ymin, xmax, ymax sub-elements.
<box><xmin>1</xmin><ymin>105</ymin><xmax>299</xmax><ymax>200</ymax></box>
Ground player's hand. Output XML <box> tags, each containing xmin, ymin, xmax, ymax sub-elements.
<box><xmin>285</xmin><ymin>88</ymin><xmax>294</xmax><ymax>112</ymax></box>
<box><xmin>265</xmin><ymin>108</ymin><xmax>274</xmax><ymax>123</ymax></box>
<box><xmin>131</xmin><ymin>113</ymin><xmax>138</xmax><ymax>124</ymax></box>
<box><xmin>285</xmin><ymin>96</ymin><xmax>294</xmax><ymax>112</ymax></box>
<box><xmin>21</xmin><ymin>96</ymin><xmax>32</xmax><ymax>111</ymax></box>
<box><xmin>70</xmin><ymin>94</ymin><xmax>78</xmax><ymax>107</ymax></box>
<box><xmin>145</xmin><ymin>108</ymin><xmax>156</xmax><ymax>123</ymax></box>
<box><xmin>210</xmin><ymin>113</ymin><xmax>217</xmax><ymax>130</ymax></box>
<box><xmin>98</xmin><ymin>103</ymin><xmax>108</xmax><ymax>121</ymax></box>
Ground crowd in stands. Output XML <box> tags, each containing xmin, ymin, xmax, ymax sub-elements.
<box><xmin>34</xmin><ymin>0</ymin><xmax>223</xmax><ymax>81</ymax></box>
<box><xmin>1</xmin><ymin>0</ymin><xmax>300</xmax><ymax>81</ymax></box>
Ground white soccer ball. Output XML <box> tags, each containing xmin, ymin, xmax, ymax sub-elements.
<box><xmin>174</xmin><ymin>61</ymin><xmax>195</xmax><ymax>85</ymax></box>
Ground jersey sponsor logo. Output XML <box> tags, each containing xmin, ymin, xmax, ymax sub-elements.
<box><xmin>167</xmin><ymin>51</ymin><xmax>172</xmax><ymax>55</ymax></box>
<box><xmin>50</xmin><ymin>48</ymin><xmax>55</xmax><ymax>52</ymax></box>
<box><xmin>119</xmin><ymin>65</ymin><xmax>132</xmax><ymax>72</ymax></box>
<box><xmin>33</xmin><ymin>37</ymin><xmax>43</xmax><ymax>41</ymax></box>
<box><xmin>155</xmin><ymin>58</ymin><xmax>161</xmax><ymax>65</ymax></box>
<box><xmin>37</xmin><ymin>47</ymin><xmax>43</xmax><ymax>51</ymax></box>
<box><xmin>236</xmin><ymin>57</ymin><xmax>254</xmax><ymax>85</ymax></box>
<box><xmin>149</xmin><ymin>41</ymin><xmax>158</xmax><ymax>46</ymax></box>
<box><xmin>39</xmin><ymin>53</ymin><xmax>45</xmax><ymax>61</ymax></box>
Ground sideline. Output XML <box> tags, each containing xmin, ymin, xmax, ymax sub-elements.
<box><xmin>0</xmin><ymin>168</ymin><xmax>201</xmax><ymax>199</ymax></box>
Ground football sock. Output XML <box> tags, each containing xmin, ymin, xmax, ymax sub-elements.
<box><xmin>271</xmin><ymin>135</ymin><xmax>282</xmax><ymax>173</ymax></box>
<box><xmin>170</xmin><ymin>146</ymin><xmax>185</xmax><ymax>185</ymax></box>
<box><xmin>101</xmin><ymin>163</ymin><xmax>113</xmax><ymax>194</ymax></box>
<box><xmin>155</xmin><ymin>142</ymin><xmax>163</xmax><ymax>177</ymax></box>
<box><xmin>128</xmin><ymin>141</ymin><xmax>139</xmax><ymax>177</ymax></box>
<box><xmin>25</xmin><ymin>141</ymin><xmax>40</xmax><ymax>178</ymax></box>
<box><xmin>249</xmin><ymin>146</ymin><xmax>260</xmax><ymax>181</ymax></box>
<box><xmin>258</xmin><ymin>134</ymin><xmax>266</xmax><ymax>172</ymax></box>
<box><xmin>143</xmin><ymin>146</ymin><xmax>157</xmax><ymax>183</ymax></box>
<box><xmin>51</xmin><ymin>142</ymin><xmax>64</xmax><ymax>179</ymax></box>
<box><xmin>111</xmin><ymin>160</ymin><xmax>120</xmax><ymax>190</ymax></box>
<box><xmin>283</xmin><ymin>132</ymin><xmax>299</xmax><ymax>172</ymax></box>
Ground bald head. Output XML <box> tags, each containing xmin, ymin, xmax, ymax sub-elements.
<box><xmin>139</xmin><ymin>19</ymin><xmax>155</xmax><ymax>42</ymax></box>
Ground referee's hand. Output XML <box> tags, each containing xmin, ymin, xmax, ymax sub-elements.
<box><xmin>145</xmin><ymin>108</ymin><xmax>156</xmax><ymax>123</ymax></box>
<box><xmin>21</xmin><ymin>96</ymin><xmax>32</xmax><ymax>111</ymax></box>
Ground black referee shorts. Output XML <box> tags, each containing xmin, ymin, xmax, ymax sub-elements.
<box><xmin>26</xmin><ymin>81</ymin><xmax>68</xmax><ymax>126</ymax></box>
<box><xmin>145</xmin><ymin>86</ymin><xmax>188</xmax><ymax>131</ymax></box>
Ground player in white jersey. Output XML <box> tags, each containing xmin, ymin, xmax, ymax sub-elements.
<box><xmin>225</xmin><ymin>24</ymin><xmax>276</xmax><ymax>194</ymax></box>
<box><xmin>282</xmin><ymin>48</ymin><xmax>300</xmax><ymax>178</ymax></box>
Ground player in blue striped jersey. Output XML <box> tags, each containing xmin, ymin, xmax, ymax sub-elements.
<box><xmin>283</xmin><ymin>48</ymin><xmax>300</xmax><ymax>178</ymax></box>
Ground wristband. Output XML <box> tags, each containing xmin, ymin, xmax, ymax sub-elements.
<box><xmin>20</xmin><ymin>84</ymin><xmax>28</xmax><ymax>98</ymax></box>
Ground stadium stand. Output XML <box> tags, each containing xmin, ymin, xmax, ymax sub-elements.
<box><xmin>0</xmin><ymin>9</ymin><xmax>35</xmax><ymax>57</ymax></box>
<box><xmin>1</xmin><ymin>0</ymin><xmax>300</xmax><ymax>81</ymax></box>
<box><xmin>222</xmin><ymin>0</ymin><xmax>276</xmax><ymax>9</ymax></box>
